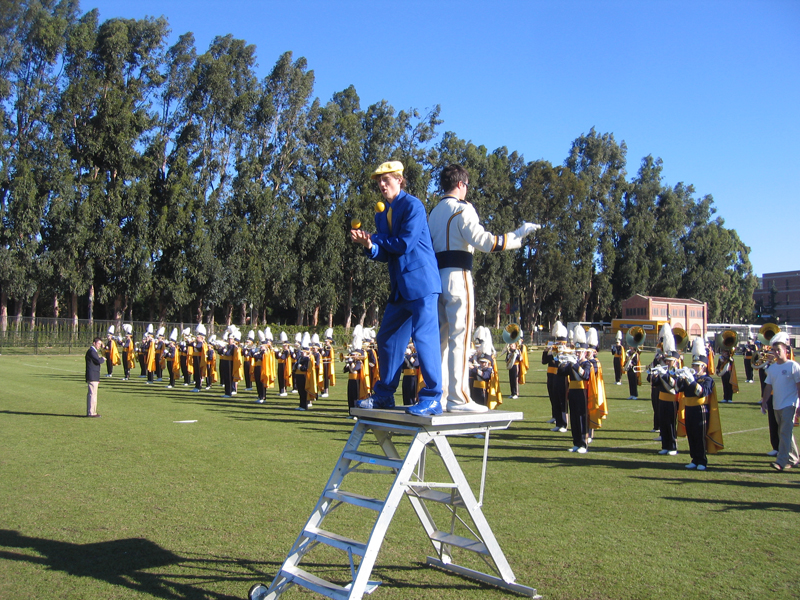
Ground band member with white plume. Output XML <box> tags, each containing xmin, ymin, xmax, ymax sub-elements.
<box><xmin>557</xmin><ymin>324</ymin><xmax>592</xmax><ymax>453</ymax></box>
<box><xmin>653</xmin><ymin>323</ymin><xmax>681</xmax><ymax>456</ymax></box>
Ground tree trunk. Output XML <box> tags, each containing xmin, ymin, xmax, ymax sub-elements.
<box><xmin>344</xmin><ymin>278</ymin><xmax>353</xmax><ymax>329</ymax></box>
<box><xmin>494</xmin><ymin>292</ymin><xmax>502</xmax><ymax>329</ymax></box>
<box><xmin>312</xmin><ymin>304</ymin><xmax>320</xmax><ymax>327</ymax></box>
<box><xmin>1</xmin><ymin>288</ymin><xmax>8</xmax><ymax>332</ymax></box>
<box><xmin>29</xmin><ymin>288</ymin><xmax>39</xmax><ymax>328</ymax></box>
<box><xmin>328</xmin><ymin>310</ymin><xmax>333</xmax><ymax>328</ymax></box>
<box><xmin>206</xmin><ymin>304</ymin><xmax>215</xmax><ymax>336</ymax></box>
<box><xmin>53</xmin><ymin>294</ymin><xmax>59</xmax><ymax>319</ymax></box>
<box><xmin>71</xmin><ymin>292</ymin><xmax>78</xmax><ymax>331</ymax></box>
<box><xmin>14</xmin><ymin>297</ymin><xmax>23</xmax><ymax>329</ymax></box>
<box><xmin>224</xmin><ymin>302</ymin><xmax>233</xmax><ymax>327</ymax></box>
<box><xmin>240</xmin><ymin>302</ymin><xmax>247</xmax><ymax>326</ymax></box>
<box><xmin>88</xmin><ymin>284</ymin><xmax>94</xmax><ymax>324</ymax></box>
<box><xmin>295</xmin><ymin>305</ymin><xmax>304</xmax><ymax>326</ymax></box>
<box><xmin>195</xmin><ymin>299</ymin><xmax>203</xmax><ymax>324</ymax></box>
<box><xmin>114</xmin><ymin>294</ymin><xmax>124</xmax><ymax>327</ymax></box>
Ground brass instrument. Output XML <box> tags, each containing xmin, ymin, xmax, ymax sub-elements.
<box><xmin>715</xmin><ymin>330</ymin><xmax>738</xmax><ymax>354</ymax></box>
<box><xmin>339</xmin><ymin>351</ymin><xmax>363</xmax><ymax>362</ymax></box>
<box><xmin>757</xmin><ymin>322</ymin><xmax>780</xmax><ymax>345</ymax></box>
<box><xmin>502</xmin><ymin>323</ymin><xmax>522</xmax><ymax>345</ymax></box>
<box><xmin>751</xmin><ymin>349</ymin><xmax>775</xmax><ymax>369</ymax></box>
<box><xmin>673</xmin><ymin>327</ymin><xmax>689</xmax><ymax>351</ymax></box>
<box><xmin>623</xmin><ymin>326</ymin><xmax>646</xmax><ymax>372</ymax></box>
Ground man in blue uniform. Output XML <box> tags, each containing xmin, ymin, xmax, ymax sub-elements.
<box><xmin>351</xmin><ymin>160</ymin><xmax>443</xmax><ymax>416</ymax></box>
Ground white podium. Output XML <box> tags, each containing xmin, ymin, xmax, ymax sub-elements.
<box><xmin>248</xmin><ymin>409</ymin><xmax>539</xmax><ymax>600</ymax></box>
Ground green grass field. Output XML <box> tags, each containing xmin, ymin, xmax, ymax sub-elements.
<box><xmin>1</xmin><ymin>352</ymin><xmax>798</xmax><ymax>600</ymax></box>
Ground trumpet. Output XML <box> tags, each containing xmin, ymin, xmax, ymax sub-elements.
<box><xmin>751</xmin><ymin>349</ymin><xmax>775</xmax><ymax>369</ymax></box>
<box><xmin>339</xmin><ymin>351</ymin><xmax>363</xmax><ymax>362</ymax></box>
<box><xmin>647</xmin><ymin>364</ymin><xmax>670</xmax><ymax>377</ymax></box>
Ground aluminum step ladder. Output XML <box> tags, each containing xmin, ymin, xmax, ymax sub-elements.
<box><xmin>248</xmin><ymin>408</ymin><xmax>539</xmax><ymax>600</ymax></box>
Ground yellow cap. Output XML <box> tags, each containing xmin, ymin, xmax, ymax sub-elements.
<box><xmin>371</xmin><ymin>160</ymin><xmax>404</xmax><ymax>180</ymax></box>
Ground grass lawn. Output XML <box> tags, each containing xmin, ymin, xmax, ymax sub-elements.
<box><xmin>0</xmin><ymin>351</ymin><xmax>798</xmax><ymax>600</ymax></box>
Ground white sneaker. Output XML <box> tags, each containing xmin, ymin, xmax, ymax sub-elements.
<box><xmin>558</xmin><ymin>427</ymin><xmax>567</xmax><ymax>433</ymax></box>
<box><xmin>279</xmin><ymin>392</ymin><xmax>287</xmax><ymax>397</ymax></box>
<box><xmin>166</xmin><ymin>385</ymin><xmax>173</xmax><ymax>389</ymax></box>
<box><xmin>256</xmin><ymin>399</ymin><xmax>265</xmax><ymax>404</ymax></box>
<box><xmin>767</xmin><ymin>450</ymin><xmax>779</xmax><ymax>457</ymax></box>
<box><xmin>321</xmin><ymin>392</ymin><xmax>329</xmax><ymax>398</ymax></box>
<box><xmin>511</xmin><ymin>395</ymin><xmax>518</xmax><ymax>399</ymax></box>
<box><xmin>291</xmin><ymin>390</ymin><xmax>298</xmax><ymax>394</ymax></box>
<box><xmin>577</xmin><ymin>447</ymin><xmax>587</xmax><ymax>454</ymax></box>
<box><xmin>667</xmin><ymin>450</ymin><xmax>678</xmax><ymax>456</ymax></box>
<box><xmin>616</xmin><ymin>381</ymin><xmax>621</xmax><ymax>385</ymax></box>
<box><xmin>447</xmin><ymin>400</ymin><xmax>489</xmax><ymax>413</ymax></box>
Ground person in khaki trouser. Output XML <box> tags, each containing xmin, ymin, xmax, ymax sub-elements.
<box><xmin>85</xmin><ymin>337</ymin><xmax>105</xmax><ymax>417</ymax></box>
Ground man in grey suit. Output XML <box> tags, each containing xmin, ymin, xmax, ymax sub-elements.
<box><xmin>85</xmin><ymin>337</ymin><xmax>105</xmax><ymax>417</ymax></box>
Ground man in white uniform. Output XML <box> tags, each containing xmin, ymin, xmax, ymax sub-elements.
<box><xmin>428</xmin><ymin>164</ymin><xmax>540</xmax><ymax>412</ymax></box>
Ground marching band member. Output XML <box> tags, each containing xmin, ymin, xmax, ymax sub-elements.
<box><xmin>677</xmin><ymin>338</ymin><xmax>723</xmax><ymax>470</ymax></box>
<box><xmin>144</xmin><ymin>325</ymin><xmax>156</xmax><ymax>384</ymax></box>
<box><xmin>344</xmin><ymin>326</ymin><xmax>368</xmax><ymax>410</ymax></box>
<box><xmin>261</xmin><ymin>328</ymin><xmax>277</xmax><ymax>392</ymax></box>
<box><xmin>654</xmin><ymin>324</ymin><xmax>680</xmax><ymax>456</ymax></box>
<box><xmin>294</xmin><ymin>332</ymin><xmax>313</xmax><ymax>410</ymax></box>
<box><xmin>121</xmin><ymin>324</ymin><xmax>135</xmax><ymax>380</ymax></box>
<box><xmin>205</xmin><ymin>335</ymin><xmax>218</xmax><ymax>389</ymax></box>
<box><xmin>179</xmin><ymin>328</ymin><xmax>192</xmax><ymax>386</ymax></box>
<box><xmin>291</xmin><ymin>332</ymin><xmax>302</xmax><ymax>394</ymax></box>
<box><xmin>219</xmin><ymin>329</ymin><xmax>234</xmax><ymax>397</ymax></box>
<box><xmin>471</xmin><ymin>354</ymin><xmax>494</xmax><ymax>407</ymax></box>
<box><xmin>558</xmin><ymin>325</ymin><xmax>592</xmax><ymax>453</ymax></box>
<box><xmin>191</xmin><ymin>324</ymin><xmax>208</xmax><ymax>392</ymax></box>
<box><xmin>586</xmin><ymin>328</ymin><xmax>608</xmax><ymax>439</ymax></box>
<box><xmin>625</xmin><ymin>345</ymin><xmax>640</xmax><ymax>400</ymax></box>
<box><xmin>546</xmin><ymin>322</ymin><xmax>569</xmax><ymax>432</ymax></box>
<box><xmin>402</xmin><ymin>340</ymin><xmax>420</xmax><ymax>406</ymax></box>
<box><xmin>253</xmin><ymin>331</ymin><xmax>267</xmax><ymax>403</ymax></box>
<box><xmin>505</xmin><ymin>342</ymin><xmax>521</xmax><ymax>399</ymax></box>
<box><xmin>243</xmin><ymin>330</ymin><xmax>255</xmax><ymax>391</ymax></box>
<box><xmin>154</xmin><ymin>327</ymin><xmax>166</xmax><ymax>381</ymax></box>
<box><xmin>309</xmin><ymin>333</ymin><xmax>323</xmax><ymax>403</ymax></box>
<box><xmin>232</xmin><ymin>327</ymin><xmax>244</xmax><ymax>396</ymax></box>
<box><xmin>646</xmin><ymin>348</ymin><xmax>666</xmax><ymax>437</ymax></box>
<box><xmin>276</xmin><ymin>332</ymin><xmax>293</xmax><ymax>397</ymax></box>
<box><xmin>611</xmin><ymin>330</ymin><xmax>624</xmax><ymax>385</ymax></box>
<box><xmin>716</xmin><ymin>347</ymin><xmax>739</xmax><ymax>403</ymax></box>
<box><xmin>164</xmin><ymin>328</ymin><xmax>179</xmax><ymax>388</ymax></box>
<box><xmin>104</xmin><ymin>325</ymin><xmax>120</xmax><ymax>377</ymax></box>
<box><xmin>428</xmin><ymin>163</ymin><xmax>539</xmax><ymax>413</ymax></box>
<box><xmin>743</xmin><ymin>336</ymin><xmax>757</xmax><ymax>383</ymax></box>
<box><xmin>474</xmin><ymin>327</ymin><xmax>504</xmax><ymax>410</ymax></box>
<box><xmin>321</xmin><ymin>328</ymin><xmax>335</xmax><ymax>398</ymax></box>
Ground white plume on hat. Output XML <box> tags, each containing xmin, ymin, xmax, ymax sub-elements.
<box><xmin>554</xmin><ymin>321</ymin><xmax>568</xmax><ymax>340</ymax></box>
<box><xmin>264</xmin><ymin>327</ymin><xmax>273</xmax><ymax>342</ymax></box>
<box><xmin>568</xmin><ymin>329</ymin><xmax>574</xmax><ymax>343</ymax></box>
<box><xmin>280</xmin><ymin>331</ymin><xmax>288</xmax><ymax>343</ymax></box>
<box><xmin>302</xmin><ymin>332</ymin><xmax>311</xmax><ymax>349</ymax></box>
<box><xmin>147</xmin><ymin>323</ymin><xmax>154</xmax><ymax>334</ymax></box>
<box><xmin>587</xmin><ymin>327</ymin><xmax>599</xmax><ymax>348</ymax></box>
<box><xmin>107</xmin><ymin>325</ymin><xmax>115</xmax><ymax>335</ymax></box>
<box><xmin>157</xmin><ymin>326</ymin><xmax>165</xmax><ymax>337</ymax></box>
<box><xmin>616</xmin><ymin>329</ymin><xmax>623</xmax><ymax>342</ymax></box>
<box><xmin>474</xmin><ymin>326</ymin><xmax>495</xmax><ymax>357</ymax></box>
<box><xmin>209</xmin><ymin>334</ymin><xmax>217</xmax><ymax>344</ymax></box>
<box><xmin>169</xmin><ymin>328</ymin><xmax>178</xmax><ymax>341</ymax></box>
<box><xmin>690</xmin><ymin>336</ymin><xmax>706</xmax><ymax>358</ymax></box>
<box><xmin>195</xmin><ymin>323</ymin><xmax>206</xmax><ymax>336</ymax></box>
<box><xmin>247</xmin><ymin>330</ymin><xmax>255</xmax><ymax>341</ymax></box>
<box><xmin>659</xmin><ymin>323</ymin><xmax>676</xmax><ymax>354</ymax></box>
<box><xmin>550</xmin><ymin>321</ymin><xmax>560</xmax><ymax>338</ymax></box>
<box><xmin>324</xmin><ymin>327</ymin><xmax>334</xmax><ymax>340</ymax></box>
<box><xmin>351</xmin><ymin>325</ymin><xmax>364</xmax><ymax>351</ymax></box>
<box><xmin>573</xmin><ymin>324</ymin><xmax>587</xmax><ymax>347</ymax></box>
<box><xmin>123</xmin><ymin>324</ymin><xmax>133</xmax><ymax>335</ymax></box>
<box><xmin>258</xmin><ymin>330</ymin><xmax>266</xmax><ymax>342</ymax></box>
<box><xmin>311</xmin><ymin>333</ymin><xmax>320</xmax><ymax>346</ymax></box>
<box><xmin>182</xmin><ymin>327</ymin><xmax>191</xmax><ymax>337</ymax></box>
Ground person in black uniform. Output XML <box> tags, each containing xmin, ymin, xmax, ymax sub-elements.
<box><xmin>121</xmin><ymin>324</ymin><xmax>134</xmax><ymax>381</ymax></box>
<box><xmin>253</xmin><ymin>331</ymin><xmax>266</xmax><ymax>404</ymax></box>
<box><xmin>677</xmin><ymin>344</ymin><xmax>721</xmax><ymax>470</ymax></box>
<box><xmin>717</xmin><ymin>348</ymin><xmax>737</xmax><ymax>403</ymax></box>
<box><xmin>625</xmin><ymin>347</ymin><xmax>640</xmax><ymax>400</ymax></box>
<box><xmin>742</xmin><ymin>337</ymin><xmax>756</xmax><ymax>383</ymax></box>
<box><xmin>276</xmin><ymin>332</ymin><xmax>292</xmax><ymax>397</ymax></box>
<box><xmin>191</xmin><ymin>324</ymin><xmax>207</xmax><ymax>392</ymax></box>
<box><xmin>243</xmin><ymin>330</ymin><xmax>255</xmax><ymax>391</ymax></box>
<box><xmin>294</xmin><ymin>333</ymin><xmax>312</xmax><ymax>410</ymax></box>
<box><xmin>544</xmin><ymin>322</ymin><xmax>569</xmax><ymax>430</ymax></box>
<box><xmin>164</xmin><ymin>328</ymin><xmax>178</xmax><ymax>388</ymax></box>
<box><xmin>471</xmin><ymin>355</ymin><xmax>493</xmax><ymax>406</ymax></box>
<box><xmin>154</xmin><ymin>327</ymin><xmax>166</xmax><ymax>381</ymax></box>
<box><xmin>610</xmin><ymin>330</ymin><xmax>624</xmax><ymax>385</ymax></box>
<box><xmin>506</xmin><ymin>342</ymin><xmax>521</xmax><ymax>400</ymax></box>
<box><xmin>402</xmin><ymin>341</ymin><xmax>420</xmax><ymax>406</ymax></box>
<box><xmin>558</xmin><ymin>325</ymin><xmax>592</xmax><ymax>453</ymax></box>
<box><xmin>321</xmin><ymin>328</ymin><xmax>335</xmax><ymax>398</ymax></box>
<box><xmin>179</xmin><ymin>328</ymin><xmax>192</xmax><ymax>386</ymax></box>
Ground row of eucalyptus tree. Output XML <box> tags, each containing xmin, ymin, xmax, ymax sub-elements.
<box><xmin>0</xmin><ymin>1</ymin><xmax>757</xmax><ymax>333</ymax></box>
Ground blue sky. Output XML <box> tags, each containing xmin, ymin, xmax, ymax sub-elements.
<box><xmin>86</xmin><ymin>0</ymin><xmax>799</xmax><ymax>278</ymax></box>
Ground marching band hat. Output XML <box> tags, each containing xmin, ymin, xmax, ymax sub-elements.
<box><xmin>479</xmin><ymin>354</ymin><xmax>492</xmax><ymax>363</ymax></box>
<box><xmin>182</xmin><ymin>327</ymin><xmax>191</xmax><ymax>337</ymax></box>
<box><xmin>295</xmin><ymin>332</ymin><xmax>302</xmax><ymax>344</ymax></box>
<box><xmin>664</xmin><ymin>351</ymin><xmax>681</xmax><ymax>361</ymax></box>
<box><xmin>573</xmin><ymin>324</ymin><xmax>588</xmax><ymax>349</ymax></box>
<box><xmin>147</xmin><ymin>323</ymin><xmax>154</xmax><ymax>335</ymax></box>
<box><xmin>265</xmin><ymin>327</ymin><xmax>273</xmax><ymax>342</ymax></box>
<box><xmin>301</xmin><ymin>332</ymin><xmax>311</xmax><ymax>349</ymax></box>
<box><xmin>107</xmin><ymin>325</ymin><xmax>115</xmax><ymax>335</ymax></box>
<box><xmin>692</xmin><ymin>355</ymin><xmax>709</xmax><ymax>366</ymax></box>
<box><xmin>280</xmin><ymin>331</ymin><xmax>288</xmax><ymax>343</ymax></box>
<box><xmin>325</xmin><ymin>327</ymin><xmax>334</xmax><ymax>341</ymax></box>
<box><xmin>771</xmin><ymin>332</ymin><xmax>790</xmax><ymax>347</ymax></box>
<box><xmin>258</xmin><ymin>330</ymin><xmax>266</xmax><ymax>342</ymax></box>
<box><xmin>247</xmin><ymin>330</ymin><xmax>255</xmax><ymax>341</ymax></box>
<box><xmin>169</xmin><ymin>328</ymin><xmax>178</xmax><ymax>341</ymax></box>
<box><xmin>311</xmin><ymin>333</ymin><xmax>320</xmax><ymax>346</ymax></box>
<box><xmin>587</xmin><ymin>327</ymin><xmax>599</xmax><ymax>349</ymax></box>
<box><xmin>209</xmin><ymin>334</ymin><xmax>217</xmax><ymax>344</ymax></box>
<box><xmin>123</xmin><ymin>324</ymin><xmax>133</xmax><ymax>335</ymax></box>
<box><xmin>157</xmin><ymin>326</ymin><xmax>166</xmax><ymax>338</ymax></box>
<box><xmin>195</xmin><ymin>323</ymin><xmax>206</xmax><ymax>336</ymax></box>
<box><xmin>371</xmin><ymin>160</ymin><xmax>404</xmax><ymax>180</ymax></box>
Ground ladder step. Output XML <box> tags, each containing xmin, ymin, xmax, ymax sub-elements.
<box><xmin>430</xmin><ymin>530</ymin><xmax>489</xmax><ymax>555</ymax></box>
<box><xmin>408</xmin><ymin>487</ymin><xmax>465</xmax><ymax>507</ymax></box>
<box><xmin>343</xmin><ymin>450</ymin><xmax>404</xmax><ymax>470</ymax></box>
<box><xmin>281</xmin><ymin>565</ymin><xmax>348</xmax><ymax>600</ymax></box>
<box><xmin>325</xmin><ymin>489</ymin><xmax>384</xmax><ymax>511</ymax></box>
<box><xmin>305</xmin><ymin>526</ymin><xmax>367</xmax><ymax>556</ymax></box>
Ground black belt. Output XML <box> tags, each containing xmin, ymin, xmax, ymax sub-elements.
<box><xmin>436</xmin><ymin>250</ymin><xmax>473</xmax><ymax>270</ymax></box>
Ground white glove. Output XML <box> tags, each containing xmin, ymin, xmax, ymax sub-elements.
<box><xmin>514</xmin><ymin>222</ymin><xmax>541</xmax><ymax>238</ymax></box>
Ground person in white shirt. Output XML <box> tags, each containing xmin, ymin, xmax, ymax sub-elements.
<box><xmin>428</xmin><ymin>164</ymin><xmax>540</xmax><ymax>412</ymax></box>
<box><xmin>760</xmin><ymin>332</ymin><xmax>800</xmax><ymax>471</ymax></box>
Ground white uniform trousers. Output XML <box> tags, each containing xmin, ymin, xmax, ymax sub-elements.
<box><xmin>438</xmin><ymin>267</ymin><xmax>474</xmax><ymax>405</ymax></box>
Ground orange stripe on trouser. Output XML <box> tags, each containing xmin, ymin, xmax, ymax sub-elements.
<box><xmin>437</xmin><ymin>267</ymin><xmax>474</xmax><ymax>405</ymax></box>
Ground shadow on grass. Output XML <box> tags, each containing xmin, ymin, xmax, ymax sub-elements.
<box><xmin>0</xmin><ymin>409</ymin><xmax>85</xmax><ymax>418</ymax></box>
<box><xmin>661</xmin><ymin>496</ymin><xmax>800</xmax><ymax>512</ymax></box>
<box><xmin>0</xmin><ymin>529</ymin><xmax>270</xmax><ymax>599</ymax></box>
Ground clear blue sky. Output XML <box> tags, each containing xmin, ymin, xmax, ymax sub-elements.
<box><xmin>86</xmin><ymin>0</ymin><xmax>799</xmax><ymax>278</ymax></box>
